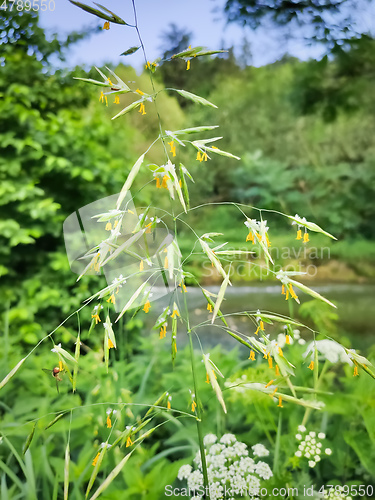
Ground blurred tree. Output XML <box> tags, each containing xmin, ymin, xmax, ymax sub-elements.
<box><xmin>221</xmin><ymin>0</ymin><xmax>375</xmax><ymax>118</ymax></box>
<box><xmin>0</xmin><ymin>10</ymin><xmax>137</xmax><ymax>347</ymax></box>
<box><xmin>222</xmin><ymin>0</ymin><xmax>368</xmax><ymax>46</ymax></box>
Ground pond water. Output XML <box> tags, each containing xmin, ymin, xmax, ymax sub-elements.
<box><xmin>146</xmin><ymin>283</ymin><xmax>375</xmax><ymax>353</ymax></box>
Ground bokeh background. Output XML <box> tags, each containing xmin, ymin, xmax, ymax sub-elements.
<box><xmin>1</xmin><ymin>0</ymin><xmax>375</xmax><ymax>498</ymax></box>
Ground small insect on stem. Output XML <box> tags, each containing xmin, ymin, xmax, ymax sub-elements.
<box><xmin>42</xmin><ymin>366</ymin><xmax>64</xmax><ymax>393</ymax></box>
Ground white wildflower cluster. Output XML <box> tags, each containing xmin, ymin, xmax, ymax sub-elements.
<box><xmin>321</xmin><ymin>486</ymin><xmax>352</xmax><ymax>500</ymax></box>
<box><xmin>294</xmin><ymin>426</ymin><xmax>332</xmax><ymax>468</ymax></box>
<box><xmin>303</xmin><ymin>340</ymin><xmax>352</xmax><ymax>364</ymax></box>
<box><xmin>178</xmin><ymin>434</ymin><xmax>273</xmax><ymax>500</ymax></box>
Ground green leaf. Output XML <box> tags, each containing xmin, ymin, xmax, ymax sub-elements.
<box><xmin>73</xmin><ymin>77</ymin><xmax>111</xmax><ymax>87</ymax></box>
<box><xmin>72</xmin><ymin>335</ymin><xmax>81</xmax><ymax>393</ymax></box>
<box><xmin>116</xmin><ymin>153</ymin><xmax>145</xmax><ymax>209</ymax></box>
<box><xmin>199</xmin><ymin>239</ymin><xmax>229</xmax><ymax>282</ymax></box>
<box><xmin>0</xmin><ymin>357</ymin><xmax>26</xmax><ymax>390</ymax></box>
<box><xmin>112</xmin><ymin>99</ymin><xmax>144</xmax><ymax>120</ymax></box>
<box><xmin>251</xmin><ymin>313</ymin><xmax>304</xmax><ymax>327</ymax></box>
<box><xmin>64</xmin><ymin>443</ymin><xmax>70</xmax><ymax>500</ymax></box>
<box><xmin>52</xmin><ymin>344</ymin><xmax>78</xmax><ymax>364</ymax></box>
<box><xmin>287</xmin><ymin>215</ymin><xmax>337</xmax><ymax>240</ymax></box>
<box><xmin>68</xmin><ymin>0</ymin><xmax>127</xmax><ymax>24</ymax></box>
<box><xmin>196</xmin><ymin>49</ymin><xmax>227</xmax><ymax>57</ymax></box>
<box><xmin>172</xmin><ymin>89</ymin><xmax>217</xmax><ymax>108</ymax></box>
<box><xmin>116</xmin><ymin>282</ymin><xmax>148</xmax><ymax>322</ymax></box>
<box><xmin>120</xmin><ymin>46</ymin><xmax>140</xmax><ymax>56</ymax></box>
<box><xmin>289</xmin><ymin>279</ymin><xmax>337</xmax><ymax>308</ymax></box>
<box><xmin>86</xmin><ymin>444</ymin><xmax>109</xmax><ymax>498</ymax></box>
<box><xmin>45</xmin><ymin>413</ymin><xmax>65</xmax><ymax>430</ymax></box>
<box><xmin>22</xmin><ymin>423</ymin><xmax>36</xmax><ymax>455</ymax></box>
<box><xmin>88</xmin><ymin>450</ymin><xmax>134</xmax><ymax>500</ymax></box>
<box><xmin>167</xmin><ymin>125</ymin><xmax>219</xmax><ymax>136</ymax></box>
<box><xmin>212</xmin><ymin>272</ymin><xmax>231</xmax><ymax>324</ymax></box>
<box><xmin>202</xmin><ymin>354</ymin><xmax>227</xmax><ymax>414</ymax></box>
<box><xmin>171</xmin><ymin>46</ymin><xmax>204</xmax><ymax>59</ymax></box>
<box><xmin>178</xmin><ymin>163</ymin><xmax>190</xmax><ymax>210</ymax></box>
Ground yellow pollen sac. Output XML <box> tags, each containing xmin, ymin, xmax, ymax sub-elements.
<box><xmin>196</xmin><ymin>151</ymin><xmax>202</xmax><ymax>162</ymax></box>
<box><xmin>143</xmin><ymin>301</ymin><xmax>151</xmax><ymax>313</ymax></box>
<box><xmin>108</xmin><ymin>339</ymin><xmax>115</xmax><ymax>349</ymax></box>
<box><xmin>277</xmin><ymin>396</ymin><xmax>283</xmax><ymax>408</ymax></box>
<box><xmin>254</xmin><ymin>326</ymin><xmax>260</xmax><ymax>336</ymax></box>
<box><xmin>107</xmin><ymin>78</ymin><xmax>113</xmax><ymax>85</ymax></box>
<box><xmin>92</xmin><ymin>452</ymin><xmax>100</xmax><ymax>466</ymax></box>
<box><xmin>114</xmin><ymin>96</ymin><xmax>120</xmax><ymax>104</ymax></box>
<box><xmin>186</xmin><ymin>59</ymin><xmax>191</xmax><ymax>70</ymax></box>
<box><xmin>308</xmin><ymin>361</ymin><xmax>314</xmax><ymax>370</ymax></box>
<box><xmin>249</xmin><ymin>350</ymin><xmax>255</xmax><ymax>361</ymax></box>
<box><xmin>106</xmin><ymin>415</ymin><xmax>112</xmax><ymax>428</ymax></box>
<box><xmin>353</xmin><ymin>365</ymin><xmax>359</xmax><ymax>377</ymax></box>
<box><xmin>99</xmin><ymin>91</ymin><xmax>108</xmax><ymax>106</ymax></box>
<box><xmin>168</xmin><ymin>140</ymin><xmax>176</xmax><ymax>157</ymax></box>
<box><xmin>205</xmin><ymin>372</ymin><xmax>210</xmax><ymax>384</ymax></box>
<box><xmin>107</xmin><ymin>294</ymin><xmax>116</xmax><ymax>305</ymax></box>
<box><xmin>202</xmin><ymin>152</ymin><xmax>208</xmax><ymax>161</ymax></box>
<box><xmin>207</xmin><ymin>303</ymin><xmax>213</xmax><ymax>313</ymax></box>
<box><xmin>266</xmin><ymin>234</ymin><xmax>271</xmax><ymax>247</ymax></box>
<box><xmin>270</xmin><ymin>387</ymin><xmax>278</xmax><ymax>398</ymax></box>
<box><xmin>105</xmin><ymin>222</ymin><xmax>112</xmax><ymax>231</ymax></box>
<box><xmin>164</xmin><ymin>256</ymin><xmax>168</xmax><ymax>269</ymax></box>
<box><xmin>139</xmin><ymin>102</ymin><xmax>146</xmax><ymax>115</ymax></box>
<box><xmin>139</xmin><ymin>260</ymin><xmax>144</xmax><ymax>271</ymax></box>
<box><xmin>103</xmin><ymin>21</ymin><xmax>110</xmax><ymax>30</ymax></box>
<box><xmin>159</xmin><ymin>325</ymin><xmax>167</xmax><ymax>339</ymax></box>
<box><xmin>161</xmin><ymin>175</ymin><xmax>170</xmax><ymax>189</ymax></box>
<box><xmin>92</xmin><ymin>313</ymin><xmax>101</xmax><ymax>324</ymax></box>
<box><xmin>260</xmin><ymin>320</ymin><xmax>265</xmax><ymax>331</ymax></box>
<box><xmin>268</xmin><ymin>355</ymin><xmax>273</xmax><ymax>369</ymax></box>
<box><xmin>126</xmin><ymin>436</ymin><xmax>133</xmax><ymax>447</ymax></box>
<box><xmin>275</xmin><ymin>365</ymin><xmax>280</xmax><ymax>375</ymax></box>
<box><xmin>191</xmin><ymin>401</ymin><xmax>197</xmax><ymax>412</ymax></box>
<box><xmin>303</xmin><ymin>232</ymin><xmax>309</xmax><ymax>243</ymax></box>
<box><xmin>278</xmin><ymin>347</ymin><xmax>283</xmax><ymax>357</ymax></box>
<box><xmin>265</xmin><ymin>379</ymin><xmax>274</xmax><ymax>389</ymax></box>
<box><xmin>281</xmin><ymin>284</ymin><xmax>285</xmax><ymax>295</ymax></box>
<box><xmin>296</xmin><ymin>229</ymin><xmax>302</xmax><ymax>240</ymax></box>
<box><xmin>171</xmin><ymin>309</ymin><xmax>180</xmax><ymax>319</ymax></box>
<box><xmin>155</xmin><ymin>177</ymin><xmax>162</xmax><ymax>188</ymax></box>
<box><xmin>136</xmin><ymin>89</ymin><xmax>144</xmax><ymax>95</ymax></box>
<box><xmin>113</xmin><ymin>220</ymin><xmax>119</xmax><ymax>229</ymax></box>
<box><xmin>285</xmin><ymin>290</ymin><xmax>290</xmax><ymax>301</ymax></box>
<box><xmin>288</xmin><ymin>284</ymin><xmax>298</xmax><ymax>301</ymax></box>
<box><xmin>59</xmin><ymin>360</ymin><xmax>63</xmax><ymax>371</ymax></box>
<box><xmin>286</xmin><ymin>334</ymin><xmax>290</xmax><ymax>344</ymax></box>
<box><xmin>246</xmin><ymin>232</ymin><xmax>254</xmax><ymax>243</ymax></box>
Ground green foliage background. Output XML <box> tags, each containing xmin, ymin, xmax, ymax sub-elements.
<box><xmin>1</xmin><ymin>5</ymin><xmax>375</xmax><ymax>500</ymax></box>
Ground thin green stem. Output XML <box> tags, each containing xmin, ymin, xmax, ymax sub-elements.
<box><xmin>302</xmin><ymin>359</ymin><xmax>329</xmax><ymax>426</ymax></box>
<box><xmin>188</xmin><ymin>331</ymin><xmax>210</xmax><ymax>499</ymax></box>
